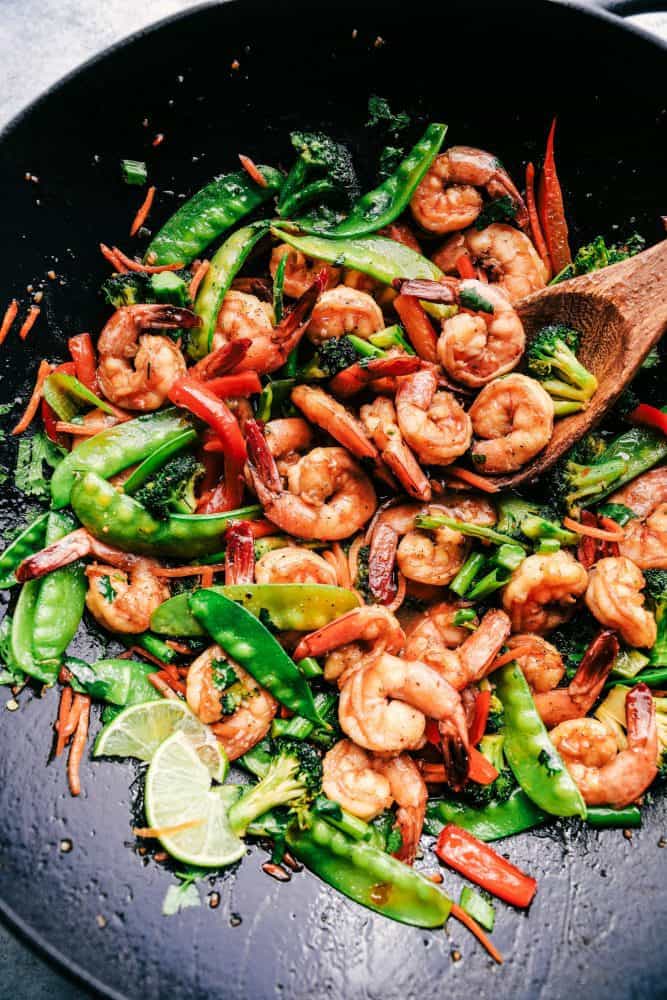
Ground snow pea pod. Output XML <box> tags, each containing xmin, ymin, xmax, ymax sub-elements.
<box><xmin>10</xmin><ymin>580</ymin><xmax>55</xmax><ymax>683</ymax></box>
<box><xmin>495</xmin><ymin>663</ymin><xmax>587</xmax><ymax>818</ymax></box>
<box><xmin>67</xmin><ymin>656</ymin><xmax>159</xmax><ymax>706</ymax></box>
<box><xmin>31</xmin><ymin>512</ymin><xmax>86</xmax><ymax>663</ymax></box>
<box><xmin>585</xmin><ymin>805</ymin><xmax>642</xmax><ymax>829</ymax></box>
<box><xmin>189</xmin><ymin>589</ymin><xmax>327</xmax><ymax>727</ymax></box>
<box><xmin>286</xmin><ymin>813</ymin><xmax>452</xmax><ymax>928</ymax></box>
<box><xmin>0</xmin><ymin>513</ymin><xmax>49</xmax><ymax>589</ymax></box>
<box><xmin>191</xmin><ymin>221</ymin><xmax>270</xmax><ymax>358</ymax></box>
<box><xmin>296</xmin><ymin>123</ymin><xmax>447</xmax><ymax>239</ymax></box>
<box><xmin>70</xmin><ymin>471</ymin><xmax>261</xmax><ymax>558</ymax></box>
<box><xmin>146</xmin><ymin>167</ymin><xmax>284</xmax><ymax>265</ymax></box>
<box><xmin>271</xmin><ymin>229</ymin><xmax>442</xmax><ymax>286</ymax></box>
<box><xmin>50</xmin><ymin>408</ymin><xmax>193</xmax><ymax>509</ymax></box>
<box><xmin>150</xmin><ymin>583</ymin><xmax>360</xmax><ymax>636</ymax></box>
<box><xmin>43</xmin><ymin>372</ymin><xmax>117</xmax><ymax>421</ymax></box>
<box><xmin>425</xmin><ymin>788</ymin><xmax>546</xmax><ymax>842</ymax></box>
<box><xmin>122</xmin><ymin>430</ymin><xmax>198</xmax><ymax>496</ymax></box>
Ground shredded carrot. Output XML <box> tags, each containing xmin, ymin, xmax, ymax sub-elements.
<box><xmin>188</xmin><ymin>259</ymin><xmax>210</xmax><ymax>300</ymax></box>
<box><xmin>177</xmin><ymin>666</ymin><xmax>190</xmax><ymax>677</ymax></box>
<box><xmin>18</xmin><ymin>306</ymin><xmax>40</xmax><ymax>341</ymax></box>
<box><xmin>200</xmin><ymin>567</ymin><xmax>214</xmax><ymax>588</ymax></box>
<box><xmin>0</xmin><ymin>299</ymin><xmax>19</xmax><ymax>346</ymax></box>
<box><xmin>157</xmin><ymin>669</ymin><xmax>187</xmax><ymax>696</ymax></box>
<box><xmin>100</xmin><ymin>243</ymin><xmax>128</xmax><ymax>272</ymax></box>
<box><xmin>147</xmin><ymin>672</ymin><xmax>180</xmax><ymax>700</ymax></box>
<box><xmin>599</xmin><ymin>515</ymin><xmax>625</xmax><ymax>536</ymax></box>
<box><xmin>450</xmin><ymin>903</ymin><xmax>503</xmax><ymax>965</ymax></box>
<box><xmin>127</xmin><ymin>645</ymin><xmax>172</xmax><ymax>670</ymax></box>
<box><xmin>154</xmin><ymin>563</ymin><xmax>226</xmax><ymax>578</ymax></box>
<box><xmin>491</xmin><ymin>645</ymin><xmax>534</xmax><ymax>670</ymax></box>
<box><xmin>331</xmin><ymin>542</ymin><xmax>351</xmax><ymax>589</ymax></box>
<box><xmin>153</xmin><ymin>133</ymin><xmax>165</xmax><ymax>147</ymax></box>
<box><xmin>165</xmin><ymin>639</ymin><xmax>193</xmax><ymax>655</ymax></box>
<box><xmin>238</xmin><ymin>154</ymin><xmax>268</xmax><ymax>188</ymax></box>
<box><xmin>62</xmin><ymin>694</ymin><xmax>86</xmax><ymax>746</ymax></box>
<box><xmin>446</xmin><ymin>465</ymin><xmax>500</xmax><ymax>493</ymax></box>
<box><xmin>525</xmin><ymin>162</ymin><xmax>552</xmax><ymax>279</ymax></box>
<box><xmin>420</xmin><ymin>763</ymin><xmax>446</xmax><ymax>782</ymax></box>
<box><xmin>130</xmin><ymin>185</ymin><xmax>157</xmax><ymax>237</ymax></box>
<box><xmin>111</xmin><ymin>247</ymin><xmax>184</xmax><ymax>274</ymax></box>
<box><xmin>67</xmin><ymin>696</ymin><xmax>90</xmax><ymax>796</ymax></box>
<box><xmin>133</xmin><ymin>819</ymin><xmax>204</xmax><ymax>838</ymax></box>
<box><xmin>54</xmin><ymin>686</ymin><xmax>73</xmax><ymax>757</ymax></box>
<box><xmin>385</xmin><ymin>571</ymin><xmax>407</xmax><ymax>613</ymax></box>
<box><xmin>55</xmin><ymin>421</ymin><xmax>118</xmax><ymax>436</ymax></box>
<box><xmin>12</xmin><ymin>359</ymin><xmax>53</xmax><ymax>435</ymax></box>
<box><xmin>563</xmin><ymin>515</ymin><xmax>625</xmax><ymax>542</ymax></box>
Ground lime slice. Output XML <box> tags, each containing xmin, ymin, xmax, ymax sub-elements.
<box><xmin>144</xmin><ymin>732</ymin><xmax>245</xmax><ymax>867</ymax></box>
<box><xmin>93</xmin><ymin>699</ymin><xmax>227</xmax><ymax>782</ymax></box>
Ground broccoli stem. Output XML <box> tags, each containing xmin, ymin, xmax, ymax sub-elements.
<box><xmin>650</xmin><ymin>604</ymin><xmax>667</xmax><ymax>667</ymax></box>
<box><xmin>228</xmin><ymin>755</ymin><xmax>304</xmax><ymax>835</ymax></box>
<box><xmin>450</xmin><ymin>552</ymin><xmax>486</xmax><ymax>597</ymax></box>
<box><xmin>553</xmin><ymin>400</ymin><xmax>586</xmax><ymax>418</ymax></box>
<box><xmin>520</xmin><ymin>515</ymin><xmax>579</xmax><ymax>546</ymax></box>
<box><xmin>414</xmin><ymin>514</ymin><xmax>525</xmax><ymax>549</ymax></box>
<box><xmin>280</xmin><ymin>178</ymin><xmax>339</xmax><ymax>218</ymax></box>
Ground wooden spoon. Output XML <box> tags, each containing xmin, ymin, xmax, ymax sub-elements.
<box><xmin>477</xmin><ymin>239</ymin><xmax>667</xmax><ymax>491</ymax></box>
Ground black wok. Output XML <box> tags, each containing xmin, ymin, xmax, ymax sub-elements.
<box><xmin>0</xmin><ymin>2</ymin><xmax>666</xmax><ymax>997</ymax></box>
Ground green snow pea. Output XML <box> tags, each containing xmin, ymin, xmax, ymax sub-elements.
<box><xmin>191</xmin><ymin>221</ymin><xmax>270</xmax><ymax>357</ymax></box>
<box><xmin>31</xmin><ymin>512</ymin><xmax>86</xmax><ymax>664</ymax></box>
<box><xmin>189</xmin><ymin>589</ymin><xmax>327</xmax><ymax>727</ymax></box>
<box><xmin>286</xmin><ymin>813</ymin><xmax>452</xmax><ymax>928</ymax></box>
<box><xmin>294</xmin><ymin>124</ymin><xmax>447</xmax><ymax>238</ymax></box>
<box><xmin>67</xmin><ymin>656</ymin><xmax>159</xmax><ymax>706</ymax></box>
<box><xmin>425</xmin><ymin>788</ymin><xmax>546</xmax><ymax>842</ymax></box>
<box><xmin>585</xmin><ymin>805</ymin><xmax>642</xmax><ymax>829</ymax></box>
<box><xmin>150</xmin><ymin>582</ymin><xmax>360</xmax><ymax>636</ymax></box>
<box><xmin>70</xmin><ymin>471</ymin><xmax>261</xmax><ymax>558</ymax></box>
<box><xmin>0</xmin><ymin>513</ymin><xmax>49</xmax><ymax>589</ymax></box>
<box><xmin>50</xmin><ymin>408</ymin><xmax>193</xmax><ymax>509</ymax></box>
<box><xmin>10</xmin><ymin>580</ymin><xmax>54</xmax><ymax>683</ymax></box>
<box><xmin>42</xmin><ymin>372</ymin><xmax>117</xmax><ymax>421</ymax></box>
<box><xmin>122</xmin><ymin>430</ymin><xmax>198</xmax><ymax>495</ymax></box>
<box><xmin>270</xmin><ymin>229</ymin><xmax>442</xmax><ymax>287</ymax></box>
<box><xmin>146</xmin><ymin>167</ymin><xmax>283</xmax><ymax>265</ymax></box>
<box><xmin>495</xmin><ymin>663</ymin><xmax>587</xmax><ymax>818</ymax></box>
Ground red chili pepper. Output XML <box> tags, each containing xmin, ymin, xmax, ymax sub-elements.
<box><xmin>455</xmin><ymin>254</ymin><xmax>477</xmax><ymax>280</ymax></box>
<box><xmin>436</xmin><ymin>825</ymin><xmax>537</xmax><ymax>908</ymax></box>
<box><xmin>68</xmin><ymin>333</ymin><xmax>99</xmax><ymax>393</ymax></box>
<box><xmin>468</xmin><ymin>689</ymin><xmax>492</xmax><ymax>747</ymax></box>
<box><xmin>204</xmin><ymin>372</ymin><xmax>262</xmax><ymax>399</ymax></box>
<box><xmin>467</xmin><ymin>746</ymin><xmax>499</xmax><ymax>786</ymax></box>
<box><xmin>525</xmin><ymin>162</ymin><xmax>552</xmax><ymax>280</ymax></box>
<box><xmin>537</xmin><ymin>118</ymin><xmax>572</xmax><ymax>275</ymax></box>
<box><xmin>393</xmin><ymin>294</ymin><xmax>438</xmax><ymax>363</ymax></box>
<box><xmin>168</xmin><ymin>376</ymin><xmax>246</xmax><ymax>464</ymax></box>
<box><xmin>629</xmin><ymin>402</ymin><xmax>667</xmax><ymax>437</ymax></box>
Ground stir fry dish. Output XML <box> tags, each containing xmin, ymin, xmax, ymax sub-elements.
<box><xmin>2</xmin><ymin>103</ymin><xmax>666</xmax><ymax>964</ymax></box>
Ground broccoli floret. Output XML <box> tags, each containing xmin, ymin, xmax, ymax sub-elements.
<box><xmin>545</xmin><ymin>433</ymin><xmax>625</xmax><ymax>514</ymax></box>
<box><xmin>134</xmin><ymin>453</ymin><xmax>204</xmax><ymax>519</ymax></box>
<box><xmin>496</xmin><ymin>494</ymin><xmax>543</xmax><ymax>539</ymax></box>
<box><xmin>366</xmin><ymin>95</ymin><xmax>411</xmax><ymax>134</ymax></box>
<box><xmin>278</xmin><ymin>131</ymin><xmax>359</xmax><ymax>219</ymax></box>
<box><xmin>228</xmin><ymin>738</ymin><xmax>322</xmax><ymax>836</ymax></box>
<box><xmin>552</xmin><ymin>233</ymin><xmax>645</xmax><ymax>283</ymax></box>
<box><xmin>101</xmin><ymin>272</ymin><xmax>151</xmax><ymax>308</ymax></box>
<box><xmin>549</xmin><ymin>611</ymin><xmax>600</xmax><ymax>679</ymax></box>
<box><xmin>462</xmin><ymin>734</ymin><xmax>515</xmax><ymax>808</ymax></box>
<box><xmin>354</xmin><ymin>543</ymin><xmax>372</xmax><ymax>603</ymax></box>
<box><xmin>495</xmin><ymin>493</ymin><xmax>577</xmax><ymax>546</ymax></box>
<box><xmin>485</xmin><ymin>693</ymin><xmax>504</xmax><ymax>734</ymax></box>
<box><xmin>526</xmin><ymin>325</ymin><xmax>598</xmax><ymax>411</ymax></box>
<box><xmin>317</xmin><ymin>336</ymin><xmax>358</xmax><ymax>377</ymax></box>
<box><xmin>644</xmin><ymin>570</ymin><xmax>667</xmax><ymax>667</ymax></box>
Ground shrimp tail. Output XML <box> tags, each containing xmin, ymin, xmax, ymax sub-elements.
<box><xmin>569</xmin><ymin>629</ymin><xmax>619</xmax><ymax>702</ymax></box>
<box><xmin>245</xmin><ymin>419</ymin><xmax>283</xmax><ymax>494</ymax></box>
<box><xmin>439</xmin><ymin>720</ymin><xmax>470</xmax><ymax>792</ymax></box>
<box><xmin>16</xmin><ymin>528</ymin><xmax>94</xmax><ymax>581</ymax></box>
<box><xmin>138</xmin><ymin>304</ymin><xmax>202</xmax><ymax>331</ymax></box>
<box><xmin>271</xmin><ymin>268</ymin><xmax>328</xmax><ymax>354</ymax></box>
<box><xmin>191</xmin><ymin>338</ymin><xmax>251</xmax><ymax>379</ymax></box>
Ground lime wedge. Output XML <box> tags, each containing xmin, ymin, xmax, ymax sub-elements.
<box><xmin>93</xmin><ymin>699</ymin><xmax>227</xmax><ymax>782</ymax></box>
<box><xmin>144</xmin><ymin>732</ymin><xmax>245</xmax><ymax>867</ymax></box>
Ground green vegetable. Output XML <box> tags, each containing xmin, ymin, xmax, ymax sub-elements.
<box><xmin>611</xmin><ymin>648</ymin><xmax>649</xmax><ymax>680</ymax></box>
<box><xmin>495</xmin><ymin>662</ymin><xmax>587</xmax><ymax>817</ymax></box>
<box><xmin>122</xmin><ymin>430</ymin><xmax>198</xmax><ymax>496</ymax></box>
<box><xmin>0</xmin><ymin>512</ymin><xmax>49</xmax><ymax>589</ymax></box>
<box><xmin>519</xmin><ymin>514</ymin><xmax>579</xmax><ymax>547</ymax></box>
<box><xmin>101</xmin><ymin>272</ymin><xmax>151</xmax><ymax>308</ymax></box>
<box><xmin>70</xmin><ymin>471</ymin><xmax>261</xmax><ymax>557</ymax></box>
<box><xmin>277</xmin><ymin>132</ymin><xmax>359</xmax><ymax>220</ymax></box>
<box><xmin>378</xmin><ymin>146</ymin><xmax>403</xmax><ymax>179</ymax></box>
<box><xmin>0</xmin><ymin>616</ymin><xmax>23</xmax><ymax>686</ymax></box>
<box><xmin>151</xmin><ymin>582</ymin><xmax>359</xmax><ymax>636</ymax></box>
<box><xmin>304</xmin><ymin>336</ymin><xmax>359</xmax><ymax>379</ymax></box>
<box><xmin>191</xmin><ymin>220</ymin><xmax>270</xmax><ymax>357</ymax></box>
<box><xmin>286</xmin><ymin>813</ymin><xmax>452</xmax><ymax>928</ymax></box>
<box><xmin>149</xmin><ymin>271</ymin><xmax>190</xmax><ymax>307</ymax></box>
<box><xmin>43</xmin><ymin>372</ymin><xmax>118</xmax><ymax>422</ymax></box>
<box><xmin>449</xmin><ymin>552</ymin><xmax>486</xmax><ymax>598</ymax></box>
<box><xmin>459</xmin><ymin>284</ymin><xmax>494</xmax><ymax>314</ymax></box>
<box><xmin>297</xmin><ymin>656</ymin><xmax>323</xmax><ymax>679</ymax></box>
<box><xmin>146</xmin><ymin>167</ymin><xmax>283</xmax><ymax>265</ymax></box>
<box><xmin>369</xmin><ymin>325</ymin><xmax>415</xmax><ymax>355</ymax></box>
<box><xmin>415</xmin><ymin>512</ymin><xmax>525</xmax><ymax>549</ymax></box>
<box><xmin>273</xmin><ymin>250</ymin><xmax>287</xmax><ymax>325</ymax></box>
<box><xmin>121</xmin><ymin>159</ymin><xmax>147</xmax><ymax>185</ymax></box>
<box><xmin>453</xmin><ymin>608</ymin><xmax>477</xmax><ymax>627</ymax></box>
<box><xmin>552</xmin><ymin>233</ymin><xmax>645</xmax><ymax>284</ymax></box>
<box><xmin>466</xmin><ymin>567</ymin><xmax>511</xmax><ymax>601</ymax></box>
<box><xmin>134</xmin><ymin>453</ymin><xmax>204</xmax><ymax>519</ymax></box>
<box><xmin>51</xmin><ymin>407</ymin><xmax>193</xmax><ymax>509</ymax></box>
<box><xmin>31</xmin><ymin>512</ymin><xmax>86</xmax><ymax>664</ymax></box>
<box><xmin>645</xmin><ymin>569</ymin><xmax>667</xmax><ymax>667</ymax></box>
<box><xmin>123</xmin><ymin>631</ymin><xmax>178</xmax><ymax>665</ymax></box>
<box><xmin>595</xmin><ymin>502</ymin><xmax>637</xmax><ymax>526</ymax></box>
<box><xmin>189</xmin><ymin>589</ymin><xmax>328</xmax><ymax>726</ymax></box>
<box><xmin>229</xmin><ymin>738</ymin><xmax>322</xmax><ymax>835</ymax></box>
<box><xmin>585</xmin><ymin>805</ymin><xmax>642</xmax><ymax>829</ymax></box>
<box><xmin>474</xmin><ymin>195</ymin><xmax>516</xmax><ymax>231</ymax></box>
<box><xmin>67</xmin><ymin>657</ymin><xmax>134</xmax><ymax>705</ymax></box>
<box><xmin>15</xmin><ymin>432</ymin><xmax>65</xmax><ymax>500</ymax></box>
<box><xmin>461</xmin><ymin>735</ymin><xmax>515</xmax><ymax>809</ymax></box>
<box><xmin>366</xmin><ymin>95</ymin><xmax>410</xmax><ymax>133</ymax></box>
<box><xmin>459</xmin><ymin>887</ymin><xmax>495</xmax><ymax>932</ymax></box>
<box><xmin>526</xmin><ymin>325</ymin><xmax>598</xmax><ymax>410</ymax></box>
<box><xmin>425</xmin><ymin>787</ymin><xmax>546</xmax><ymax>841</ymax></box>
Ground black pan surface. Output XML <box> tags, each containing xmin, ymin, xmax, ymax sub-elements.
<box><xmin>0</xmin><ymin>2</ymin><xmax>666</xmax><ymax>997</ymax></box>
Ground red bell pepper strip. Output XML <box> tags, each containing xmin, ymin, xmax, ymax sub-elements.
<box><xmin>455</xmin><ymin>254</ymin><xmax>477</xmax><ymax>280</ymax></box>
<box><xmin>204</xmin><ymin>372</ymin><xmax>262</xmax><ymax>399</ymax></box>
<box><xmin>537</xmin><ymin>118</ymin><xmax>572</xmax><ymax>275</ymax></box>
<box><xmin>41</xmin><ymin>399</ymin><xmax>59</xmax><ymax>442</ymax></box>
<box><xmin>467</xmin><ymin>747</ymin><xmax>499</xmax><ymax>786</ymax></box>
<box><xmin>436</xmin><ymin>825</ymin><xmax>537</xmax><ymax>908</ymax></box>
<box><xmin>393</xmin><ymin>294</ymin><xmax>438</xmax><ymax>363</ymax></box>
<box><xmin>629</xmin><ymin>402</ymin><xmax>667</xmax><ymax>437</ymax></box>
<box><xmin>168</xmin><ymin>376</ymin><xmax>246</xmax><ymax>464</ymax></box>
<box><xmin>68</xmin><ymin>334</ymin><xmax>99</xmax><ymax>393</ymax></box>
<box><xmin>468</xmin><ymin>689</ymin><xmax>492</xmax><ymax>747</ymax></box>
<box><xmin>525</xmin><ymin>162</ymin><xmax>552</xmax><ymax>280</ymax></box>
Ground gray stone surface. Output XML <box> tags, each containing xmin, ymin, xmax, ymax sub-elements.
<box><xmin>0</xmin><ymin>2</ymin><xmax>664</xmax><ymax>999</ymax></box>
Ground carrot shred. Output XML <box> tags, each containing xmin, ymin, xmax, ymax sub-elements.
<box><xmin>153</xmin><ymin>563</ymin><xmax>226</xmax><ymax>578</ymax></box>
<box><xmin>0</xmin><ymin>299</ymin><xmax>19</xmax><ymax>346</ymax></box>
<box><xmin>133</xmin><ymin>819</ymin><xmax>204</xmax><ymax>838</ymax></box>
<box><xmin>100</xmin><ymin>243</ymin><xmax>128</xmax><ymax>273</ymax></box>
<box><xmin>130</xmin><ymin>185</ymin><xmax>157</xmax><ymax>237</ymax></box>
<box><xmin>525</xmin><ymin>162</ymin><xmax>552</xmax><ymax>280</ymax></box>
<box><xmin>55</xmin><ymin>420</ymin><xmax>119</xmax><ymax>436</ymax></box>
<box><xmin>491</xmin><ymin>645</ymin><xmax>534</xmax><ymax>671</ymax></box>
<box><xmin>450</xmin><ymin>903</ymin><xmax>503</xmax><ymax>965</ymax></box>
<box><xmin>445</xmin><ymin>466</ymin><xmax>500</xmax><ymax>493</ymax></box>
<box><xmin>54</xmin><ymin>686</ymin><xmax>73</xmax><ymax>757</ymax></box>
<box><xmin>153</xmin><ymin>133</ymin><xmax>165</xmax><ymax>148</ymax></box>
<box><xmin>12</xmin><ymin>359</ymin><xmax>53</xmax><ymax>435</ymax></box>
<box><xmin>157</xmin><ymin>669</ymin><xmax>187</xmax><ymax>696</ymax></box>
<box><xmin>67</xmin><ymin>696</ymin><xmax>90</xmax><ymax>796</ymax></box>
<box><xmin>18</xmin><ymin>306</ymin><xmax>40</xmax><ymax>341</ymax></box>
<box><xmin>147</xmin><ymin>672</ymin><xmax>180</xmax><ymax>700</ymax></box>
<box><xmin>563</xmin><ymin>515</ymin><xmax>625</xmax><ymax>542</ymax></box>
<box><xmin>188</xmin><ymin>260</ymin><xmax>210</xmax><ymax>300</ymax></box>
<box><xmin>238</xmin><ymin>154</ymin><xmax>268</xmax><ymax>188</ymax></box>
<box><xmin>200</xmin><ymin>567</ymin><xmax>214</xmax><ymax>588</ymax></box>
<box><xmin>455</xmin><ymin>254</ymin><xmax>477</xmax><ymax>280</ymax></box>
<box><xmin>127</xmin><ymin>646</ymin><xmax>172</xmax><ymax>670</ymax></box>
<box><xmin>111</xmin><ymin>247</ymin><xmax>184</xmax><ymax>274</ymax></box>
<box><xmin>165</xmin><ymin>639</ymin><xmax>193</xmax><ymax>655</ymax></box>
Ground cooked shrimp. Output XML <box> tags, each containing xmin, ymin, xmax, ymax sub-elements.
<box><xmin>550</xmin><ymin>684</ymin><xmax>658</xmax><ymax>808</ymax></box>
<box><xmin>360</xmin><ymin>396</ymin><xmax>432</xmax><ymax>501</ymax></box>
<box><xmin>270</xmin><ymin>243</ymin><xmax>340</xmax><ymax>298</ymax></box>
<box><xmin>468</xmin><ymin>373</ymin><xmax>554</xmax><ymax>473</ymax></box>
<box><xmin>291</xmin><ymin>385</ymin><xmax>378</xmax><ymax>462</ymax></box>
<box><xmin>338</xmin><ymin>653</ymin><xmax>470</xmax><ymax>787</ymax></box>
<box><xmin>255</xmin><ymin>547</ymin><xmax>337</xmax><ymax>586</ymax></box>
<box><xmin>585</xmin><ymin>556</ymin><xmax>657</xmax><ymax>648</ymax></box>
<box><xmin>306</xmin><ymin>286</ymin><xmax>384</xmax><ymax>345</ymax></box>
<box><xmin>502</xmin><ymin>550</ymin><xmax>588</xmax><ymax>634</ymax></box>
<box><xmin>528</xmin><ymin>630</ymin><xmax>618</xmax><ymax>728</ymax></box>
<box><xmin>395</xmin><ymin>367</ymin><xmax>472</xmax><ymax>466</ymax></box>
<box><xmin>410</xmin><ymin>146</ymin><xmax>528</xmax><ymax>234</ymax></box>
<box><xmin>437</xmin><ymin>281</ymin><xmax>526</xmax><ymax>388</ymax></box>
<box><xmin>433</xmin><ymin>224</ymin><xmax>547</xmax><ymax>301</ymax></box>
<box><xmin>609</xmin><ymin>468</ymin><xmax>667</xmax><ymax>570</ymax></box>
<box><xmin>402</xmin><ymin>598</ymin><xmax>475</xmax><ymax>653</ymax></box>
<box><xmin>506</xmin><ymin>634</ymin><xmax>565</xmax><ymax>693</ymax></box>
<box><xmin>16</xmin><ymin>527</ymin><xmax>168</xmax><ymax>634</ymax></box>
<box><xmin>404</xmin><ymin>608</ymin><xmax>510</xmax><ymax>689</ymax></box>
<box><xmin>264</xmin><ymin>417</ymin><xmax>314</xmax><ymax>473</ymax></box>
<box><xmin>186</xmin><ymin>644</ymin><xmax>277</xmax><ymax>759</ymax></box>
<box><xmin>321</xmin><ymin>741</ymin><xmax>428</xmax><ymax>864</ymax></box>
<box><xmin>97</xmin><ymin>304</ymin><xmax>194</xmax><ymax>411</ymax></box>
<box><xmin>294</xmin><ymin>605</ymin><xmax>405</xmax><ymax>686</ymax></box>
